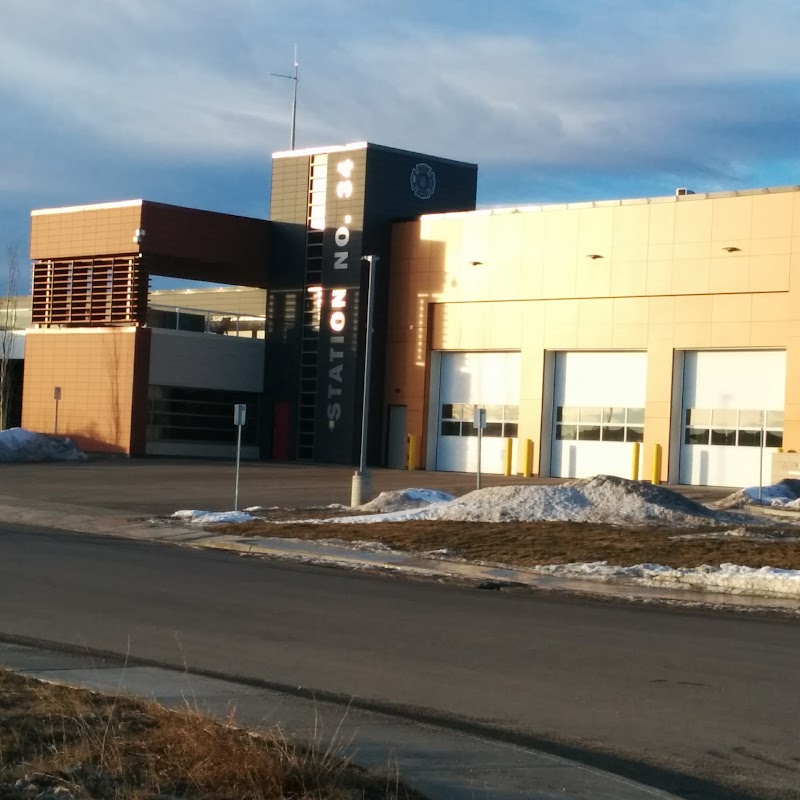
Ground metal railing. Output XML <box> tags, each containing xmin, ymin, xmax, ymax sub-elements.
<box><xmin>145</xmin><ymin>304</ymin><xmax>267</xmax><ymax>338</ymax></box>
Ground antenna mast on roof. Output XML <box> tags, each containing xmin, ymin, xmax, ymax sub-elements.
<box><xmin>271</xmin><ymin>45</ymin><xmax>299</xmax><ymax>150</ymax></box>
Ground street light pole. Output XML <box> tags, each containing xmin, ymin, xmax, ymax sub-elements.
<box><xmin>271</xmin><ymin>45</ymin><xmax>299</xmax><ymax>150</ymax></box>
<box><xmin>351</xmin><ymin>255</ymin><xmax>379</xmax><ymax>507</ymax></box>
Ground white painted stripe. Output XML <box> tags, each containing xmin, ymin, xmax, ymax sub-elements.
<box><xmin>31</xmin><ymin>199</ymin><xmax>143</xmax><ymax>217</ymax></box>
<box><xmin>272</xmin><ymin>142</ymin><xmax>368</xmax><ymax>159</ymax></box>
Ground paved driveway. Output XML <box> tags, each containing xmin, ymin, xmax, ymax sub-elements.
<box><xmin>1</xmin><ymin>457</ymin><xmax>731</xmax><ymax>516</ymax></box>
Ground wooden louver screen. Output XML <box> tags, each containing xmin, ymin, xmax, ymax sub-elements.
<box><xmin>31</xmin><ymin>255</ymin><xmax>148</xmax><ymax>327</ymax></box>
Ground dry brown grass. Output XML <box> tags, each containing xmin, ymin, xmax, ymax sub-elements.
<box><xmin>221</xmin><ymin>519</ymin><xmax>800</xmax><ymax>570</ymax></box>
<box><xmin>0</xmin><ymin>669</ymin><xmax>423</xmax><ymax>800</ymax></box>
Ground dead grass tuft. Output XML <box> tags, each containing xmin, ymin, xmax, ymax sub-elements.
<box><xmin>219</xmin><ymin>519</ymin><xmax>800</xmax><ymax>570</ymax></box>
<box><xmin>0</xmin><ymin>669</ymin><xmax>423</xmax><ymax>800</ymax></box>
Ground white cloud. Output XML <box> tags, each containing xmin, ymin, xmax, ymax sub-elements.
<box><xmin>1</xmin><ymin>0</ymin><xmax>799</xmax><ymax>205</ymax></box>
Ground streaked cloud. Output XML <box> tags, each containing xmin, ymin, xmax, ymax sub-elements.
<box><xmin>2</xmin><ymin>0</ymin><xmax>800</xmax><ymax>288</ymax></box>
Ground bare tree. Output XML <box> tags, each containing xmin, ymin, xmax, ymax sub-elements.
<box><xmin>0</xmin><ymin>245</ymin><xmax>20</xmax><ymax>430</ymax></box>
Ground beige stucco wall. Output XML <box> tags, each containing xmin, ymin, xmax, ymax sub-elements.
<box><xmin>387</xmin><ymin>187</ymin><xmax>800</xmax><ymax>479</ymax></box>
<box><xmin>21</xmin><ymin>328</ymin><xmax>144</xmax><ymax>454</ymax></box>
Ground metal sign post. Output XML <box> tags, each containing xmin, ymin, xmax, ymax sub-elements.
<box><xmin>473</xmin><ymin>407</ymin><xmax>487</xmax><ymax>489</ymax></box>
<box><xmin>53</xmin><ymin>386</ymin><xmax>62</xmax><ymax>435</ymax></box>
<box><xmin>351</xmin><ymin>254</ymin><xmax>379</xmax><ymax>507</ymax></box>
<box><xmin>759</xmin><ymin>410</ymin><xmax>765</xmax><ymax>504</ymax></box>
<box><xmin>233</xmin><ymin>404</ymin><xmax>247</xmax><ymax>511</ymax></box>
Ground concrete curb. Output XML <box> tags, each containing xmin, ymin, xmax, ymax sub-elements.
<box><xmin>190</xmin><ymin>533</ymin><xmax>800</xmax><ymax>613</ymax></box>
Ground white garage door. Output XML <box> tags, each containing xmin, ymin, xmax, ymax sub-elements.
<box><xmin>680</xmin><ymin>350</ymin><xmax>785</xmax><ymax>487</ymax></box>
<box><xmin>551</xmin><ymin>352</ymin><xmax>647</xmax><ymax>479</ymax></box>
<box><xmin>435</xmin><ymin>352</ymin><xmax>520</xmax><ymax>473</ymax></box>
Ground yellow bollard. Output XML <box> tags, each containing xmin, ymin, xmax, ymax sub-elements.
<box><xmin>651</xmin><ymin>443</ymin><xmax>662</xmax><ymax>485</ymax></box>
<box><xmin>631</xmin><ymin>441</ymin><xmax>641</xmax><ymax>481</ymax></box>
<box><xmin>407</xmin><ymin>434</ymin><xmax>418</xmax><ymax>471</ymax></box>
<box><xmin>504</xmin><ymin>438</ymin><xmax>513</xmax><ymax>476</ymax></box>
<box><xmin>523</xmin><ymin>439</ymin><xmax>534</xmax><ymax>478</ymax></box>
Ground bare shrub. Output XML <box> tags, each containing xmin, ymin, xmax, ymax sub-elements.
<box><xmin>0</xmin><ymin>669</ymin><xmax>421</xmax><ymax>800</ymax></box>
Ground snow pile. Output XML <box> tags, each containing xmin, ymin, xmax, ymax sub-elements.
<box><xmin>0</xmin><ymin>428</ymin><xmax>86</xmax><ymax>463</ymax></box>
<box><xmin>357</xmin><ymin>488</ymin><xmax>454</xmax><ymax>514</ymax></box>
<box><xmin>533</xmin><ymin>561</ymin><xmax>800</xmax><ymax>599</ymax></box>
<box><xmin>172</xmin><ymin>509</ymin><xmax>256</xmax><ymax>525</ymax></box>
<box><xmin>717</xmin><ymin>480</ymin><xmax>800</xmax><ymax>510</ymax></box>
<box><xmin>330</xmin><ymin>475</ymin><xmax>740</xmax><ymax>527</ymax></box>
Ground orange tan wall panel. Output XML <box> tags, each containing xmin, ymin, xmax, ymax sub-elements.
<box><xmin>30</xmin><ymin>202</ymin><xmax>143</xmax><ymax>261</ymax></box>
<box><xmin>21</xmin><ymin>329</ymin><xmax>142</xmax><ymax>454</ymax></box>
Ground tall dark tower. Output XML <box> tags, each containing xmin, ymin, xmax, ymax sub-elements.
<box><xmin>266</xmin><ymin>141</ymin><xmax>477</xmax><ymax>464</ymax></box>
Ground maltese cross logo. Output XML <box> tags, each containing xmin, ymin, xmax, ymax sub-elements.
<box><xmin>410</xmin><ymin>163</ymin><xmax>436</xmax><ymax>199</ymax></box>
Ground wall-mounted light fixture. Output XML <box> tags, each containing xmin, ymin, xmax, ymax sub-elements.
<box><xmin>586</xmin><ymin>254</ymin><xmax>604</xmax><ymax>260</ymax></box>
<box><xmin>721</xmin><ymin>246</ymin><xmax>742</xmax><ymax>253</ymax></box>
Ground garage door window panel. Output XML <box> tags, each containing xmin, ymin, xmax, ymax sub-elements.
<box><xmin>442</xmin><ymin>402</ymin><xmax>519</xmax><ymax>438</ymax></box>
<box><xmin>685</xmin><ymin>427</ymin><xmax>710</xmax><ymax>445</ymax></box>
<box><xmin>738</xmin><ymin>429</ymin><xmax>762</xmax><ymax>447</ymax></box>
<box><xmin>765</xmin><ymin>410</ymin><xmax>784</xmax><ymax>447</ymax></box>
<box><xmin>556</xmin><ymin>405</ymin><xmax>644</xmax><ymax>442</ymax></box>
<box><xmin>578</xmin><ymin>425</ymin><xmax>601</xmax><ymax>441</ymax></box>
<box><xmin>602</xmin><ymin>408</ymin><xmax>625</xmax><ymax>442</ymax></box>
<box><xmin>683</xmin><ymin>407</ymin><xmax>784</xmax><ymax>448</ymax></box>
<box><xmin>556</xmin><ymin>406</ymin><xmax>578</xmax><ymax>424</ymax></box>
<box><xmin>604</xmin><ymin>425</ymin><xmax>625</xmax><ymax>442</ymax></box>
<box><xmin>711</xmin><ymin>429</ymin><xmax>736</xmax><ymax>446</ymax></box>
<box><xmin>577</xmin><ymin>407</ymin><xmax>601</xmax><ymax>441</ymax></box>
<box><xmin>710</xmin><ymin>409</ymin><xmax>737</xmax><ymax>447</ymax></box>
<box><xmin>482</xmin><ymin>405</ymin><xmax>504</xmax><ymax>437</ymax></box>
<box><xmin>766</xmin><ymin>430</ymin><xmax>783</xmax><ymax>448</ymax></box>
<box><xmin>556</xmin><ymin>424</ymin><xmax>578</xmax><ymax>440</ymax></box>
<box><xmin>626</xmin><ymin>426</ymin><xmax>644</xmax><ymax>443</ymax></box>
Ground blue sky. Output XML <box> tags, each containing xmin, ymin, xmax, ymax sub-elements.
<box><xmin>3</xmin><ymin>0</ymin><xmax>800</xmax><ymax>291</ymax></box>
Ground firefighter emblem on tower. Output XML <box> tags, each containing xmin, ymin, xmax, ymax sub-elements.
<box><xmin>410</xmin><ymin>163</ymin><xmax>436</xmax><ymax>199</ymax></box>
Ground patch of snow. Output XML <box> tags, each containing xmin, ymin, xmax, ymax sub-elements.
<box><xmin>328</xmin><ymin>476</ymin><xmax>760</xmax><ymax>527</ymax></box>
<box><xmin>0</xmin><ymin>428</ymin><xmax>86</xmax><ymax>463</ymax></box>
<box><xmin>172</xmin><ymin>509</ymin><xmax>256</xmax><ymax>525</ymax></box>
<box><xmin>357</xmin><ymin>488</ymin><xmax>454</xmax><ymax>514</ymax></box>
<box><xmin>717</xmin><ymin>479</ymin><xmax>800</xmax><ymax>509</ymax></box>
<box><xmin>351</xmin><ymin>540</ymin><xmax>400</xmax><ymax>552</ymax></box>
<box><xmin>243</xmin><ymin>503</ymin><xmax>348</xmax><ymax>514</ymax></box>
<box><xmin>532</xmin><ymin>561</ymin><xmax>800</xmax><ymax>599</ymax></box>
<box><xmin>671</xmin><ymin>528</ymin><xmax>800</xmax><ymax>541</ymax></box>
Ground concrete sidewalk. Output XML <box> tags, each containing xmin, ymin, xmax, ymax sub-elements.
<box><xmin>0</xmin><ymin>639</ymin><xmax>678</xmax><ymax>800</ymax></box>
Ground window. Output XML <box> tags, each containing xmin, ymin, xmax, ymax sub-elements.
<box><xmin>683</xmin><ymin>408</ymin><xmax>783</xmax><ymax>448</ymax></box>
<box><xmin>555</xmin><ymin>406</ymin><xmax>644</xmax><ymax>442</ymax></box>
<box><xmin>148</xmin><ymin>386</ymin><xmax>259</xmax><ymax>446</ymax></box>
<box><xmin>440</xmin><ymin>404</ymin><xmax>519</xmax><ymax>438</ymax></box>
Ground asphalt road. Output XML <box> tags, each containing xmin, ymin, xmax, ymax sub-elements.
<box><xmin>1</xmin><ymin>523</ymin><xmax>798</xmax><ymax>800</ymax></box>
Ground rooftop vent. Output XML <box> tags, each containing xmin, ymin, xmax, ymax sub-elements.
<box><xmin>675</xmin><ymin>188</ymin><xmax>696</xmax><ymax>197</ymax></box>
